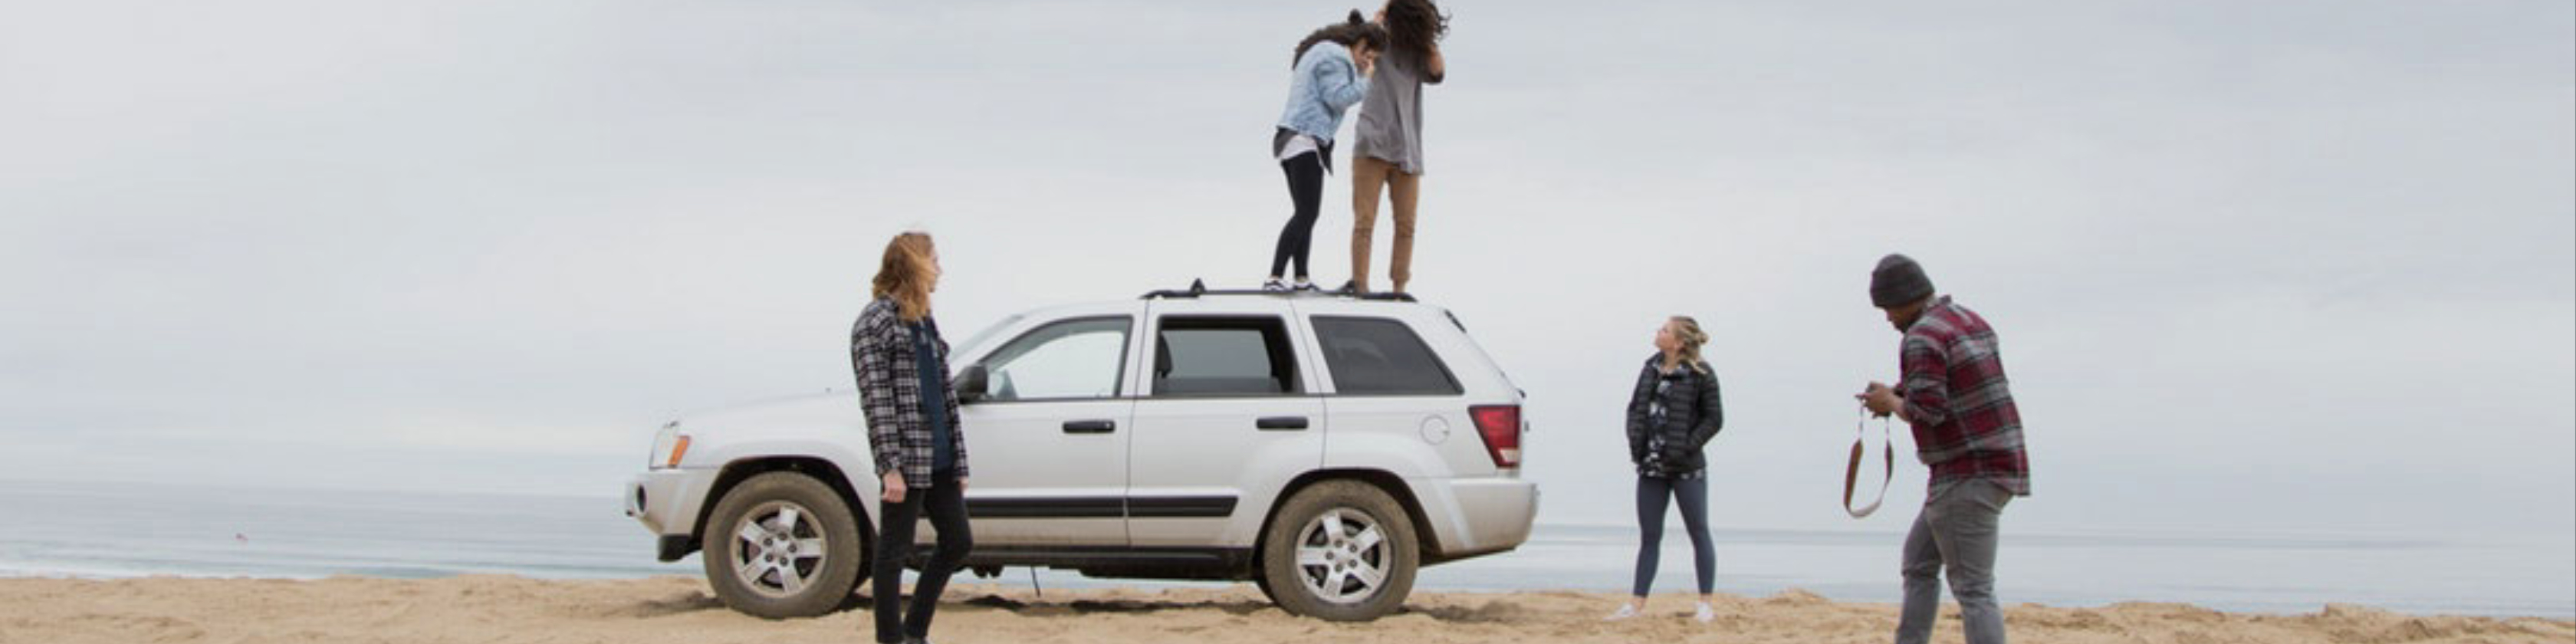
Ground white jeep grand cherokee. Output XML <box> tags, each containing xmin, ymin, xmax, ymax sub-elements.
<box><xmin>624</xmin><ymin>286</ymin><xmax>1537</xmax><ymax>622</ymax></box>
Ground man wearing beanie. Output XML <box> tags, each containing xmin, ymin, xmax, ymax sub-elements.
<box><xmin>1856</xmin><ymin>253</ymin><xmax>2030</xmax><ymax>644</ymax></box>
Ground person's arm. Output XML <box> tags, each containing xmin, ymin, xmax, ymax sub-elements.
<box><xmin>1688</xmin><ymin>369</ymin><xmax>1723</xmax><ymax>449</ymax></box>
<box><xmin>1319</xmin><ymin>55</ymin><xmax>1369</xmax><ymax>113</ymax></box>
<box><xmin>938</xmin><ymin>329</ymin><xmax>970</xmax><ymax>482</ymax></box>
<box><xmin>1624</xmin><ymin>366</ymin><xmax>1653</xmax><ymax>462</ymax></box>
<box><xmin>1895</xmin><ymin>334</ymin><xmax>1953</xmax><ymax>429</ymax></box>
<box><xmin>1421</xmin><ymin>45</ymin><xmax>1445</xmax><ymax>84</ymax></box>
<box><xmin>852</xmin><ymin>309</ymin><xmax>907</xmax><ymax>488</ymax></box>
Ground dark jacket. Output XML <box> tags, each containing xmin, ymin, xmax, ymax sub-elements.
<box><xmin>851</xmin><ymin>297</ymin><xmax>971</xmax><ymax>488</ymax></box>
<box><xmin>1625</xmin><ymin>354</ymin><xmax>1724</xmax><ymax>477</ymax></box>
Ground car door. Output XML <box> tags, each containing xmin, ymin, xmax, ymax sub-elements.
<box><xmin>952</xmin><ymin>313</ymin><xmax>1138</xmax><ymax>546</ymax></box>
<box><xmin>1124</xmin><ymin>300</ymin><xmax>1326</xmax><ymax>547</ymax></box>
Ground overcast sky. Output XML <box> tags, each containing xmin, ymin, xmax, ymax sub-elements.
<box><xmin>3</xmin><ymin>1</ymin><xmax>2570</xmax><ymax>541</ymax></box>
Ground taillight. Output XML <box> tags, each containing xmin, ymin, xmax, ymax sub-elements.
<box><xmin>1468</xmin><ymin>405</ymin><xmax>1522</xmax><ymax>468</ymax></box>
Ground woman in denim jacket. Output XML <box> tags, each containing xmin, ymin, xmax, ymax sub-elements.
<box><xmin>1265</xmin><ymin>12</ymin><xmax>1385</xmax><ymax>292</ymax></box>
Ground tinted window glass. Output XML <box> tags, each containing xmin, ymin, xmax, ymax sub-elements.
<box><xmin>1152</xmin><ymin>317</ymin><xmax>1300</xmax><ymax>396</ymax></box>
<box><xmin>981</xmin><ymin>317</ymin><xmax>1129</xmax><ymax>400</ymax></box>
<box><xmin>1313</xmin><ymin>317</ymin><xmax>1460</xmax><ymax>396</ymax></box>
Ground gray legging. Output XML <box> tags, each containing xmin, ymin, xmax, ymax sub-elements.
<box><xmin>1632</xmin><ymin>475</ymin><xmax>1717</xmax><ymax>596</ymax></box>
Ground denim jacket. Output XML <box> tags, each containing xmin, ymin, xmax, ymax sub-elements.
<box><xmin>1275</xmin><ymin>42</ymin><xmax>1368</xmax><ymax>143</ymax></box>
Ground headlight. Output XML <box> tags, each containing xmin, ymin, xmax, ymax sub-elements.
<box><xmin>649</xmin><ymin>421</ymin><xmax>692</xmax><ymax>469</ymax></box>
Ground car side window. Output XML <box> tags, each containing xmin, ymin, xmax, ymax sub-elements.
<box><xmin>1152</xmin><ymin>317</ymin><xmax>1302</xmax><ymax>396</ymax></box>
<box><xmin>979</xmin><ymin>317</ymin><xmax>1131</xmax><ymax>401</ymax></box>
<box><xmin>1312</xmin><ymin>317</ymin><xmax>1462</xmax><ymax>396</ymax></box>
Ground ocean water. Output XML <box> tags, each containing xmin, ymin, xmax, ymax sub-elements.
<box><xmin>2</xmin><ymin>480</ymin><xmax>2567</xmax><ymax>619</ymax></box>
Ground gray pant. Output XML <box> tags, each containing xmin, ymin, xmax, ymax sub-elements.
<box><xmin>1631</xmin><ymin>475</ymin><xmax>1715</xmax><ymax>596</ymax></box>
<box><xmin>1894</xmin><ymin>478</ymin><xmax>2013</xmax><ymax>644</ymax></box>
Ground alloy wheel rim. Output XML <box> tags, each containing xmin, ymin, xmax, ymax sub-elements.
<box><xmin>1294</xmin><ymin>507</ymin><xmax>1391</xmax><ymax>605</ymax></box>
<box><xmin>730</xmin><ymin>501</ymin><xmax>827</xmax><ymax>599</ymax></box>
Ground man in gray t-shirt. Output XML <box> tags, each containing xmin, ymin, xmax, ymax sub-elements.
<box><xmin>1349</xmin><ymin>0</ymin><xmax>1447</xmax><ymax>295</ymax></box>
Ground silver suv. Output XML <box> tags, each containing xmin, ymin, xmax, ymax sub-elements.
<box><xmin>624</xmin><ymin>286</ymin><xmax>1537</xmax><ymax>622</ymax></box>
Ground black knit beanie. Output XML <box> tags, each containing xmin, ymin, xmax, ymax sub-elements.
<box><xmin>1870</xmin><ymin>254</ymin><xmax>1936</xmax><ymax>308</ymax></box>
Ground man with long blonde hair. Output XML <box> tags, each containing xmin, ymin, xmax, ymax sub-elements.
<box><xmin>849</xmin><ymin>231</ymin><xmax>974</xmax><ymax>644</ymax></box>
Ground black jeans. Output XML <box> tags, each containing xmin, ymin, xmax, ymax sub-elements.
<box><xmin>1632</xmin><ymin>474</ymin><xmax>1716</xmax><ymax>596</ymax></box>
<box><xmin>1270</xmin><ymin>150</ymin><xmax>1326</xmax><ymax>280</ymax></box>
<box><xmin>873</xmin><ymin>469</ymin><xmax>971</xmax><ymax>644</ymax></box>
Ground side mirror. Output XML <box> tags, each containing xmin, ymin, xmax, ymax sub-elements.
<box><xmin>955</xmin><ymin>364</ymin><xmax>990</xmax><ymax>403</ymax></box>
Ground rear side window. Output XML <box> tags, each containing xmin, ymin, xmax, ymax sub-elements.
<box><xmin>1312</xmin><ymin>317</ymin><xmax>1461</xmax><ymax>396</ymax></box>
<box><xmin>1152</xmin><ymin>317</ymin><xmax>1303</xmax><ymax>396</ymax></box>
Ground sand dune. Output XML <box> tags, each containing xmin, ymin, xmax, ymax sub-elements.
<box><xmin>2</xmin><ymin>575</ymin><xmax>2567</xmax><ymax>644</ymax></box>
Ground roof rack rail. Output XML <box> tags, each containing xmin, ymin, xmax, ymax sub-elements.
<box><xmin>1141</xmin><ymin>278</ymin><xmax>1417</xmax><ymax>302</ymax></box>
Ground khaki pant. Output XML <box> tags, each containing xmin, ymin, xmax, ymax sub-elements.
<box><xmin>1349</xmin><ymin>156</ymin><xmax>1420</xmax><ymax>293</ymax></box>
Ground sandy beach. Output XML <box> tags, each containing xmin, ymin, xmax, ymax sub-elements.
<box><xmin>1</xmin><ymin>575</ymin><xmax>2566</xmax><ymax>644</ymax></box>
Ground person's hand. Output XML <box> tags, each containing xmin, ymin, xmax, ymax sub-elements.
<box><xmin>882</xmin><ymin>472</ymin><xmax>908</xmax><ymax>504</ymax></box>
<box><xmin>1857</xmin><ymin>381</ymin><xmax>1902</xmax><ymax>418</ymax></box>
<box><xmin>1658</xmin><ymin>443</ymin><xmax>1693</xmax><ymax>467</ymax></box>
<box><xmin>1357</xmin><ymin>50</ymin><xmax>1377</xmax><ymax>76</ymax></box>
<box><xmin>957</xmin><ymin>477</ymin><xmax>968</xmax><ymax>494</ymax></box>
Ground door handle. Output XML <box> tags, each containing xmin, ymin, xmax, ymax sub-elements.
<box><xmin>1062</xmin><ymin>419</ymin><xmax>1117</xmax><ymax>434</ymax></box>
<box><xmin>1256</xmin><ymin>416</ymin><xmax>1309</xmax><ymax>431</ymax></box>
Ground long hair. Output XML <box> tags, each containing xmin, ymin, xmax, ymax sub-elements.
<box><xmin>1664</xmin><ymin>316</ymin><xmax>1712</xmax><ymax>375</ymax></box>
<box><xmin>1382</xmin><ymin>0</ymin><xmax>1448</xmax><ymax>56</ymax></box>
<box><xmin>1292</xmin><ymin>10</ymin><xmax>1388</xmax><ymax>68</ymax></box>
<box><xmin>871</xmin><ymin>232</ymin><xmax>936</xmax><ymax>323</ymax></box>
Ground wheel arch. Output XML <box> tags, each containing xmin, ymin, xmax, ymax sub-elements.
<box><xmin>690</xmin><ymin>456</ymin><xmax>875</xmax><ymax>556</ymax></box>
<box><xmin>1251</xmin><ymin>468</ymin><xmax>1444</xmax><ymax>573</ymax></box>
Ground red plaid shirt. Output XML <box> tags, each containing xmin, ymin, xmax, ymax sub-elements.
<box><xmin>1898</xmin><ymin>297</ymin><xmax>2030</xmax><ymax>495</ymax></box>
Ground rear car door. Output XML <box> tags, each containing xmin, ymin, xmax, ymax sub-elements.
<box><xmin>1123</xmin><ymin>300</ymin><xmax>1326</xmax><ymax>547</ymax></box>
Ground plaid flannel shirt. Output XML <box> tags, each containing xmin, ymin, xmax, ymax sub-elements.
<box><xmin>1898</xmin><ymin>297</ymin><xmax>2029</xmax><ymax>496</ymax></box>
<box><xmin>850</xmin><ymin>298</ymin><xmax>970</xmax><ymax>488</ymax></box>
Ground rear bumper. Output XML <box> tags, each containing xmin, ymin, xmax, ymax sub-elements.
<box><xmin>626</xmin><ymin>468</ymin><xmax>718</xmax><ymax>548</ymax></box>
<box><xmin>1413</xmin><ymin>477</ymin><xmax>1539</xmax><ymax>561</ymax></box>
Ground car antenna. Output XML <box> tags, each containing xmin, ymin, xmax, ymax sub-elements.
<box><xmin>1029</xmin><ymin>567</ymin><xmax>1043</xmax><ymax>599</ymax></box>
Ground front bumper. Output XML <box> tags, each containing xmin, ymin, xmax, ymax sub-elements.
<box><xmin>626</xmin><ymin>468</ymin><xmax>718</xmax><ymax>558</ymax></box>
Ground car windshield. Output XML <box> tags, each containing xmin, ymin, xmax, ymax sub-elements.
<box><xmin>951</xmin><ymin>314</ymin><xmax>1024</xmax><ymax>361</ymax></box>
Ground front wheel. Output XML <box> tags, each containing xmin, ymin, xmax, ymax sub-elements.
<box><xmin>702</xmin><ymin>472</ymin><xmax>866</xmax><ymax>619</ymax></box>
<box><xmin>1257</xmin><ymin>480</ymin><xmax>1420</xmax><ymax>622</ymax></box>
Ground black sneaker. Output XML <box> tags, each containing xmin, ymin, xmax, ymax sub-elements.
<box><xmin>1261</xmin><ymin>278</ymin><xmax>1289</xmax><ymax>292</ymax></box>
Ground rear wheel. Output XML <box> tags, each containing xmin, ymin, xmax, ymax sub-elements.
<box><xmin>702</xmin><ymin>472</ymin><xmax>866</xmax><ymax>619</ymax></box>
<box><xmin>1257</xmin><ymin>480</ymin><xmax>1419</xmax><ymax>622</ymax></box>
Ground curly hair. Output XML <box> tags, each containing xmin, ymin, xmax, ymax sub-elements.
<box><xmin>1381</xmin><ymin>0</ymin><xmax>1448</xmax><ymax>55</ymax></box>
<box><xmin>1293</xmin><ymin>10</ymin><xmax>1389</xmax><ymax>68</ymax></box>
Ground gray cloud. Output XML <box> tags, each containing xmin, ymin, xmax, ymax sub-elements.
<box><xmin>3</xmin><ymin>1</ymin><xmax>2568</xmax><ymax>540</ymax></box>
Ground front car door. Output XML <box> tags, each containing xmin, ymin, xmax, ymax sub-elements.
<box><xmin>951</xmin><ymin>308</ymin><xmax>1139</xmax><ymax>546</ymax></box>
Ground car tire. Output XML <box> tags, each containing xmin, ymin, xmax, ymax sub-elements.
<box><xmin>702</xmin><ymin>472</ymin><xmax>866</xmax><ymax>619</ymax></box>
<box><xmin>1257</xmin><ymin>480</ymin><xmax>1419</xmax><ymax>622</ymax></box>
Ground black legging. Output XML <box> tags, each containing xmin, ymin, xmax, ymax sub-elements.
<box><xmin>1633</xmin><ymin>475</ymin><xmax>1717</xmax><ymax>596</ymax></box>
<box><xmin>874</xmin><ymin>468</ymin><xmax>971</xmax><ymax>644</ymax></box>
<box><xmin>1270</xmin><ymin>150</ymin><xmax>1326</xmax><ymax>280</ymax></box>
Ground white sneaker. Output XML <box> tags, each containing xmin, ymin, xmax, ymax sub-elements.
<box><xmin>1261</xmin><ymin>278</ymin><xmax>1288</xmax><ymax>292</ymax></box>
<box><xmin>1694</xmin><ymin>602</ymin><xmax>1716</xmax><ymax>623</ymax></box>
<box><xmin>1603</xmin><ymin>603</ymin><xmax>1639</xmax><ymax>622</ymax></box>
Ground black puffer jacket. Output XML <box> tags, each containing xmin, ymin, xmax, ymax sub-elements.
<box><xmin>1625</xmin><ymin>354</ymin><xmax>1725</xmax><ymax>477</ymax></box>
